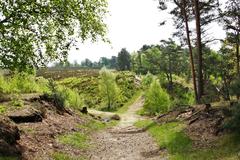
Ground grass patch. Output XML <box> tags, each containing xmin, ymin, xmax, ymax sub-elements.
<box><xmin>78</xmin><ymin>119</ymin><xmax>118</xmax><ymax>132</ymax></box>
<box><xmin>57</xmin><ymin>132</ymin><xmax>89</xmax><ymax>149</ymax></box>
<box><xmin>52</xmin><ymin>152</ymin><xmax>85</xmax><ymax>160</ymax></box>
<box><xmin>135</xmin><ymin>120</ymin><xmax>240</xmax><ymax>160</ymax></box>
<box><xmin>136</xmin><ymin>108</ymin><xmax>148</xmax><ymax>116</ymax></box>
<box><xmin>0</xmin><ymin>105</ymin><xmax>7</xmax><ymax>114</ymax></box>
<box><xmin>115</xmin><ymin>91</ymin><xmax>142</xmax><ymax>114</ymax></box>
<box><xmin>58</xmin><ymin>120</ymin><xmax>117</xmax><ymax>150</ymax></box>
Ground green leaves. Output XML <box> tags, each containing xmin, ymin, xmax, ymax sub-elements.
<box><xmin>0</xmin><ymin>0</ymin><xmax>108</xmax><ymax>71</ymax></box>
<box><xmin>99</xmin><ymin>67</ymin><xmax>120</xmax><ymax>110</ymax></box>
<box><xmin>144</xmin><ymin>79</ymin><xmax>171</xmax><ymax>115</ymax></box>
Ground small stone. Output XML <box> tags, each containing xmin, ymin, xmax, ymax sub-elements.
<box><xmin>111</xmin><ymin>114</ymin><xmax>121</xmax><ymax>121</ymax></box>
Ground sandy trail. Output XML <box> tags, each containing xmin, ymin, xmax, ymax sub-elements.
<box><xmin>88</xmin><ymin>97</ymin><xmax>166</xmax><ymax>160</ymax></box>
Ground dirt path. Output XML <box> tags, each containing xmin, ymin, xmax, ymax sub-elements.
<box><xmin>88</xmin><ymin>97</ymin><xmax>166</xmax><ymax>160</ymax></box>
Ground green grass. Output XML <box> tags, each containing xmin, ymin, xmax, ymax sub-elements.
<box><xmin>134</xmin><ymin>120</ymin><xmax>240</xmax><ymax>160</ymax></box>
<box><xmin>58</xmin><ymin>119</ymin><xmax>117</xmax><ymax>151</ymax></box>
<box><xmin>78</xmin><ymin>119</ymin><xmax>118</xmax><ymax>132</ymax></box>
<box><xmin>0</xmin><ymin>105</ymin><xmax>7</xmax><ymax>114</ymax></box>
<box><xmin>57</xmin><ymin>132</ymin><xmax>89</xmax><ymax>149</ymax></box>
<box><xmin>52</xmin><ymin>152</ymin><xmax>85</xmax><ymax>160</ymax></box>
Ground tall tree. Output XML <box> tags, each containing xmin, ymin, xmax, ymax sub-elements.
<box><xmin>117</xmin><ymin>48</ymin><xmax>131</xmax><ymax>71</ymax></box>
<box><xmin>159</xmin><ymin>0</ymin><xmax>220</xmax><ymax>102</ymax></box>
<box><xmin>99</xmin><ymin>67</ymin><xmax>120</xmax><ymax>110</ymax></box>
<box><xmin>220</xmin><ymin>0</ymin><xmax>240</xmax><ymax>76</ymax></box>
<box><xmin>193</xmin><ymin>0</ymin><xmax>204</xmax><ymax>101</ymax></box>
<box><xmin>0</xmin><ymin>0</ymin><xmax>108</xmax><ymax>72</ymax></box>
<box><xmin>172</xmin><ymin>0</ymin><xmax>198</xmax><ymax>102</ymax></box>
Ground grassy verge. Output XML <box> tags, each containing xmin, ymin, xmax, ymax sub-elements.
<box><xmin>115</xmin><ymin>91</ymin><xmax>142</xmax><ymax>114</ymax></box>
<box><xmin>134</xmin><ymin>120</ymin><xmax>240</xmax><ymax>160</ymax></box>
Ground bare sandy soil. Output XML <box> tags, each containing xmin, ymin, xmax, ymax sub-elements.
<box><xmin>88</xmin><ymin>97</ymin><xmax>167</xmax><ymax>160</ymax></box>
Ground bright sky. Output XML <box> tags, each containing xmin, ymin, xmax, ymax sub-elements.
<box><xmin>68</xmin><ymin>0</ymin><xmax>227</xmax><ymax>63</ymax></box>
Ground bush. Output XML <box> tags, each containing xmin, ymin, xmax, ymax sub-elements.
<box><xmin>224</xmin><ymin>103</ymin><xmax>240</xmax><ymax>132</ymax></box>
<box><xmin>171</xmin><ymin>84</ymin><xmax>195</xmax><ymax>106</ymax></box>
<box><xmin>230</xmin><ymin>77</ymin><xmax>240</xmax><ymax>99</ymax></box>
<box><xmin>144</xmin><ymin>79</ymin><xmax>171</xmax><ymax>115</ymax></box>
<box><xmin>0</xmin><ymin>73</ymin><xmax>49</xmax><ymax>94</ymax></box>
<box><xmin>48</xmin><ymin>80</ymin><xmax>83</xmax><ymax>110</ymax></box>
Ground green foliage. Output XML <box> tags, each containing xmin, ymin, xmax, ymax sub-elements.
<box><xmin>48</xmin><ymin>80</ymin><xmax>83</xmax><ymax>110</ymax></box>
<box><xmin>171</xmin><ymin>85</ymin><xmax>195</xmax><ymax>106</ymax></box>
<box><xmin>144</xmin><ymin>79</ymin><xmax>170</xmax><ymax>115</ymax></box>
<box><xmin>0</xmin><ymin>73</ymin><xmax>49</xmax><ymax>94</ymax></box>
<box><xmin>141</xmin><ymin>72</ymin><xmax>154</xmax><ymax>89</ymax></box>
<box><xmin>99</xmin><ymin>67</ymin><xmax>120</xmax><ymax>110</ymax></box>
<box><xmin>46</xmin><ymin>69</ymin><xmax>139</xmax><ymax>110</ymax></box>
<box><xmin>115</xmin><ymin>71</ymin><xmax>139</xmax><ymax>103</ymax></box>
<box><xmin>230</xmin><ymin>77</ymin><xmax>240</xmax><ymax>98</ymax></box>
<box><xmin>0</xmin><ymin>0</ymin><xmax>108</xmax><ymax>71</ymax></box>
<box><xmin>52</xmin><ymin>152</ymin><xmax>84</xmax><ymax>160</ymax></box>
<box><xmin>58</xmin><ymin>76</ymin><xmax>100</xmax><ymax>108</ymax></box>
<box><xmin>11</xmin><ymin>97</ymin><xmax>24</xmax><ymax>108</ymax></box>
<box><xmin>57</xmin><ymin>132</ymin><xmax>89</xmax><ymax>149</ymax></box>
<box><xmin>135</xmin><ymin>120</ymin><xmax>240</xmax><ymax>159</ymax></box>
<box><xmin>117</xmin><ymin>48</ymin><xmax>131</xmax><ymax>71</ymax></box>
<box><xmin>134</xmin><ymin>120</ymin><xmax>191</xmax><ymax>154</ymax></box>
<box><xmin>224</xmin><ymin>103</ymin><xmax>240</xmax><ymax>132</ymax></box>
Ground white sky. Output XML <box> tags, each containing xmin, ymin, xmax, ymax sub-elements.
<box><xmin>68</xmin><ymin>0</ymin><xmax>227</xmax><ymax>63</ymax></box>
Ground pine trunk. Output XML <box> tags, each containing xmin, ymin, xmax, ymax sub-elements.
<box><xmin>182</xmin><ymin>0</ymin><xmax>199</xmax><ymax>103</ymax></box>
<box><xmin>194</xmin><ymin>0</ymin><xmax>204</xmax><ymax>102</ymax></box>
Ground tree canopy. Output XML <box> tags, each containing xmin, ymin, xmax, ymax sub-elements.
<box><xmin>0</xmin><ymin>0</ymin><xmax>108</xmax><ymax>72</ymax></box>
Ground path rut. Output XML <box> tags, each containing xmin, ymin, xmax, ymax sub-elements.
<box><xmin>88</xmin><ymin>97</ymin><xmax>166</xmax><ymax>160</ymax></box>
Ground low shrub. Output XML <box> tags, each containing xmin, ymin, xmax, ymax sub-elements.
<box><xmin>48</xmin><ymin>80</ymin><xmax>83</xmax><ymax>110</ymax></box>
<box><xmin>224</xmin><ymin>103</ymin><xmax>240</xmax><ymax>132</ymax></box>
<box><xmin>144</xmin><ymin>79</ymin><xmax>171</xmax><ymax>115</ymax></box>
<box><xmin>141</xmin><ymin>72</ymin><xmax>154</xmax><ymax>89</ymax></box>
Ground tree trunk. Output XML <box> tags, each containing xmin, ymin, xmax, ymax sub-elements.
<box><xmin>194</xmin><ymin>0</ymin><xmax>204</xmax><ymax>102</ymax></box>
<box><xmin>182</xmin><ymin>0</ymin><xmax>199</xmax><ymax>103</ymax></box>
<box><xmin>236</xmin><ymin>31</ymin><xmax>240</xmax><ymax>76</ymax></box>
<box><xmin>138</xmin><ymin>52</ymin><xmax>142</xmax><ymax>74</ymax></box>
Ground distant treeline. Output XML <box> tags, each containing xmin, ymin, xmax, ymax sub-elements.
<box><xmin>52</xmin><ymin>48</ymin><xmax>131</xmax><ymax>70</ymax></box>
